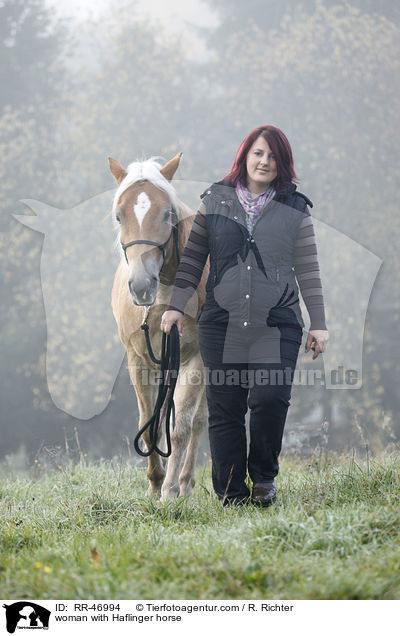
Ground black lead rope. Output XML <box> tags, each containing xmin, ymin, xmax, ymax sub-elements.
<box><xmin>141</xmin><ymin>322</ymin><xmax>161</xmax><ymax>364</ymax></box>
<box><xmin>133</xmin><ymin>220</ymin><xmax>181</xmax><ymax>458</ymax></box>
<box><xmin>133</xmin><ymin>324</ymin><xmax>180</xmax><ymax>457</ymax></box>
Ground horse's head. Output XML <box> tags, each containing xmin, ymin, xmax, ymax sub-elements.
<box><xmin>109</xmin><ymin>153</ymin><xmax>182</xmax><ymax>305</ymax></box>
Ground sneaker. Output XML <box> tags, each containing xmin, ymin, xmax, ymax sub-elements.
<box><xmin>251</xmin><ymin>482</ymin><xmax>277</xmax><ymax>507</ymax></box>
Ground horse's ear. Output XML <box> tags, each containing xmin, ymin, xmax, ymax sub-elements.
<box><xmin>160</xmin><ymin>152</ymin><xmax>182</xmax><ymax>181</ymax></box>
<box><xmin>108</xmin><ymin>157</ymin><xmax>128</xmax><ymax>184</ymax></box>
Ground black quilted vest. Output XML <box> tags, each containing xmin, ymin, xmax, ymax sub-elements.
<box><xmin>197</xmin><ymin>178</ymin><xmax>313</xmax><ymax>330</ymax></box>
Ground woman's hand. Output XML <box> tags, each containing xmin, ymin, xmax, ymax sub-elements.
<box><xmin>305</xmin><ymin>330</ymin><xmax>329</xmax><ymax>360</ymax></box>
<box><xmin>161</xmin><ymin>310</ymin><xmax>184</xmax><ymax>337</ymax></box>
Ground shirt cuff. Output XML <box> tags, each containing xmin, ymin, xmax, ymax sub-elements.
<box><xmin>309</xmin><ymin>321</ymin><xmax>327</xmax><ymax>331</ymax></box>
<box><xmin>167</xmin><ymin>306</ymin><xmax>185</xmax><ymax>315</ymax></box>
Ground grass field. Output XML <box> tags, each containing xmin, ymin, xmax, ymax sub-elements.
<box><xmin>0</xmin><ymin>451</ymin><xmax>399</xmax><ymax>600</ymax></box>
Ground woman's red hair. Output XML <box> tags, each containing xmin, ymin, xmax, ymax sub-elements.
<box><xmin>224</xmin><ymin>125</ymin><xmax>298</xmax><ymax>190</ymax></box>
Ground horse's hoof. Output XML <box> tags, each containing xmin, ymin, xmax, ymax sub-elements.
<box><xmin>146</xmin><ymin>486</ymin><xmax>161</xmax><ymax>498</ymax></box>
<box><xmin>160</xmin><ymin>485</ymin><xmax>179</xmax><ymax>502</ymax></box>
<box><xmin>179</xmin><ymin>476</ymin><xmax>195</xmax><ymax>497</ymax></box>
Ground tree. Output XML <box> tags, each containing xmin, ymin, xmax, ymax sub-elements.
<box><xmin>0</xmin><ymin>0</ymin><xmax>67</xmax><ymax>113</ymax></box>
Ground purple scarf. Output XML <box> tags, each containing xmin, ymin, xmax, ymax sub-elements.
<box><xmin>235</xmin><ymin>181</ymin><xmax>276</xmax><ymax>233</ymax></box>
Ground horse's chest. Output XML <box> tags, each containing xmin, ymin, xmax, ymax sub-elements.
<box><xmin>130</xmin><ymin>327</ymin><xmax>163</xmax><ymax>366</ymax></box>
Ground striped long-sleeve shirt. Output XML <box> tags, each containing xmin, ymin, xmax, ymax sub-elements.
<box><xmin>168</xmin><ymin>202</ymin><xmax>327</xmax><ymax>331</ymax></box>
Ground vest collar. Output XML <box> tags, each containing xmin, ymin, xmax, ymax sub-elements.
<box><xmin>211</xmin><ymin>178</ymin><xmax>297</xmax><ymax>199</ymax></box>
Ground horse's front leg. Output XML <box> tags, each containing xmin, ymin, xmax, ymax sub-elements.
<box><xmin>178</xmin><ymin>384</ymin><xmax>207</xmax><ymax>497</ymax></box>
<box><xmin>127</xmin><ymin>351</ymin><xmax>166</xmax><ymax>497</ymax></box>
<box><xmin>161</xmin><ymin>354</ymin><xmax>206</xmax><ymax>502</ymax></box>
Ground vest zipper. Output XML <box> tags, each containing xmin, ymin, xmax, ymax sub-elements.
<box><xmin>276</xmin><ymin>267</ymin><xmax>280</xmax><ymax>282</ymax></box>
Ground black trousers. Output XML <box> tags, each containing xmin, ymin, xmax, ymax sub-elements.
<box><xmin>198</xmin><ymin>309</ymin><xmax>302</xmax><ymax>503</ymax></box>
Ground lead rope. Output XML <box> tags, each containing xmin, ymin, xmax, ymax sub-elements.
<box><xmin>140</xmin><ymin>306</ymin><xmax>161</xmax><ymax>364</ymax></box>
<box><xmin>133</xmin><ymin>321</ymin><xmax>180</xmax><ymax>457</ymax></box>
<box><xmin>133</xmin><ymin>223</ymin><xmax>181</xmax><ymax>457</ymax></box>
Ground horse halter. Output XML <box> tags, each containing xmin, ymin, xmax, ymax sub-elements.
<box><xmin>120</xmin><ymin>207</ymin><xmax>180</xmax><ymax>267</ymax></box>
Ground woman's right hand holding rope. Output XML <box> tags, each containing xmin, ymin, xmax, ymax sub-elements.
<box><xmin>161</xmin><ymin>310</ymin><xmax>183</xmax><ymax>336</ymax></box>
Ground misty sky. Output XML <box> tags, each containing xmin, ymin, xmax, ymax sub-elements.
<box><xmin>44</xmin><ymin>0</ymin><xmax>219</xmax><ymax>60</ymax></box>
<box><xmin>45</xmin><ymin>0</ymin><xmax>218</xmax><ymax>29</ymax></box>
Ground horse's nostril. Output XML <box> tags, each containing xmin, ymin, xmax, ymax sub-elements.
<box><xmin>129</xmin><ymin>279</ymin><xmax>144</xmax><ymax>300</ymax></box>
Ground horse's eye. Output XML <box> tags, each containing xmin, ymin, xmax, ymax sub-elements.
<box><xmin>116</xmin><ymin>215</ymin><xmax>121</xmax><ymax>224</ymax></box>
<box><xmin>163</xmin><ymin>209</ymin><xmax>171</xmax><ymax>222</ymax></box>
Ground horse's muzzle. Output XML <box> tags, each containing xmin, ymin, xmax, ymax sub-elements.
<box><xmin>129</xmin><ymin>276</ymin><xmax>158</xmax><ymax>305</ymax></box>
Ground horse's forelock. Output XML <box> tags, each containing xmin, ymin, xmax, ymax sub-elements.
<box><xmin>112</xmin><ymin>157</ymin><xmax>180</xmax><ymax>216</ymax></box>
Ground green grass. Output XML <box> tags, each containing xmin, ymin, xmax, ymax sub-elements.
<box><xmin>0</xmin><ymin>452</ymin><xmax>399</xmax><ymax>599</ymax></box>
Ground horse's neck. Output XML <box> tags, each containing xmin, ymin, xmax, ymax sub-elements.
<box><xmin>155</xmin><ymin>199</ymin><xmax>194</xmax><ymax>294</ymax></box>
<box><xmin>176</xmin><ymin>199</ymin><xmax>195</xmax><ymax>248</ymax></box>
<box><xmin>139</xmin><ymin>200</ymin><xmax>194</xmax><ymax>313</ymax></box>
<box><xmin>156</xmin><ymin>282</ymin><xmax>175</xmax><ymax>307</ymax></box>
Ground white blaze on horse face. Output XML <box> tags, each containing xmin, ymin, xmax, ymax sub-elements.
<box><xmin>134</xmin><ymin>192</ymin><xmax>151</xmax><ymax>229</ymax></box>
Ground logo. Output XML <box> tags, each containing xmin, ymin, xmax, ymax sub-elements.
<box><xmin>14</xmin><ymin>180</ymin><xmax>382</xmax><ymax>405</ymax></box>
<box><xmin>2</xmin><ymin>602</ymin><xmax>51</xmax><ymax>633</ymax></box>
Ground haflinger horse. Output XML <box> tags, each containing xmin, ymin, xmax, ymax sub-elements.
<box><xmin>109</xmin><ymin>152</ymin><xmax>208</xmax><ymax>501</ymax></box>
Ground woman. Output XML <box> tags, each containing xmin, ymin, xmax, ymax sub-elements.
<box><xmin>161</xmin><ymin>125</ymin><xmax>329</xmax><ymax>507</ymax></box>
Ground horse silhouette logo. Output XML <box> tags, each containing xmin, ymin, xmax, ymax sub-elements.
<box><xmin>3</xmin><ymin>602</ymin><xmax>51</xmax><ymax>633</ymax></box>
<box><xmin>14</xmin><ymin>183</ymin><xmax>382</xmax><ymax>411</ymax></box>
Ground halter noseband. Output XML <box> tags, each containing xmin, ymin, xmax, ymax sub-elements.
<box><xmin>121</xmin><ymin>226</ymin><xmax>174</xmax><ymax>264</ymax></box>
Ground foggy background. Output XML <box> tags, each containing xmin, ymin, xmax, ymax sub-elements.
<box><xmin>1</xmin><ymin>0</ymin><xmax>399</xmax><ymax>468</ymax></box>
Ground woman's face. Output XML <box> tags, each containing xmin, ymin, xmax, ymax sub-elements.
<box><xmin>245</xmin><ymin>135</ymin><xmax>277</xmax><ymax>194</ymax></box>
